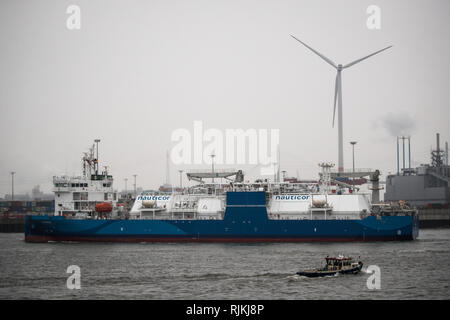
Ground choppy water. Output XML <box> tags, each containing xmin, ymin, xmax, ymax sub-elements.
<box><xmin>0</xmin><ymin>229</ymin><xmax>449</xmax><ymax>299</ymax></box>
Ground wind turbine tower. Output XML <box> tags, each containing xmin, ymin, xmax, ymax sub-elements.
<box><xmin>291</xmin><ymin>35</ymin><xmax>392</xmax><ymax>172</ymax></box>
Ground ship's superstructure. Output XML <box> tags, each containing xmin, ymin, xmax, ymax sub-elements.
<box><xmin>52</xmin><ymin>141</ymin><xmax>118</xmax><ymax>217</ymax></box>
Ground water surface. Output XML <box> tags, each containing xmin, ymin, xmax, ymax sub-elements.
<box><xmin>0</xmin><ymin>229</ymin><xmax>449</xmax><ymax>299</ymax></box>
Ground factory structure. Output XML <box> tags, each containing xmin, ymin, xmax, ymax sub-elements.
<box><xmin>384</xmin><ymin>133</ymin><xmax>450</xmax><ymax>227</ymax></box>
<box><xmin>385</xmin><ymin>133</ymin><xmax>449</xmax><ymax>207</ymax></box>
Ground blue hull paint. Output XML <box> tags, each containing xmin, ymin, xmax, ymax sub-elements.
<box><xmin>24</xmin><ymin>192</ymin><xmax>419</xmax><ymax>242</ymax></box>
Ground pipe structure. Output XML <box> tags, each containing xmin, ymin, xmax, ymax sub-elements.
<box><xmin>397</xmin><ymin>137</ymin><xmax>399</xmax><ymax>175</ymax></box>
<box><xmin>402</xmin><ymin>136</ymin><xmax>405</xmax><ymax>175</ymax></box>
<box><xmin>446</xmin><ymin>142</ymin><xmax>449</xmax><ymax>166</ymax></box>
<box><xmin>408</xmin><ymin>136</ymin><xmax>411</xmax><ymax>175</ymax></box>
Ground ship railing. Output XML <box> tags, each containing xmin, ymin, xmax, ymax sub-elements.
<box><xmin>52</xmin><ymin>187</ymin><xmax>74</xmax><ymax>192</ymax></box>
<box><xmin>187</xmin><ymin>169</ymin><xmax>238</xmax><ymax>174</ymax></box>
<box><xmin>378</xmin><ymin>209</ymin><xmax>417</xmax><ymax>217</ymax></box>
<box><xmin>267</xmin><ymin>215</ymin><xmax>354</xmax><ymax>220</ymax></box>
<box><xmin>330</xmin><ymin>168</ymin><xmax>373</xmax><ymax>174</ymax></box>
<box><xmin>138</xmin><ymin>215</ymin><xmax>223</xmax><ymax>221</ymax></box>
<box><xmin>53</xmin><ymin>176</ymin><xmax>85</xmax><ymax>182</ymax></box>
<box><xmin>170</xmin><ymin>208</ymin><xmax>197</xmax><ymax>213</ymax></box>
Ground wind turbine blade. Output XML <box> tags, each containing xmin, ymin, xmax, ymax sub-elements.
<box><xmin>332</xmin><ymin>72</ymin><xmax>339</xmax><ymax>127</ymax></box>
<box><xmin>291</xmin><ymin>35</ymin><xmax>337</xmax><ymax>69</ymax></box>
<box><xmin>343</xmin><ymin>45</ymin><xmax>392</xmax><ymax>69</ymax></box>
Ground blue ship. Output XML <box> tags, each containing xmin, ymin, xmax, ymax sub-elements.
<box><xmin>25</xmin><ymin>192</ymin><xmax>419</xmax><ymax>243</ymax></box>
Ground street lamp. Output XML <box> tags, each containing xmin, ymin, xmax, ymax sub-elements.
<box><xmin>350</xmin><ymin>141</ymin><xmax>357</xmax><ymax>188</ymax></box>
<box><xmin>210</xmin><ymin>154</ymin><xmax>216</xmax><ymax>183</ymax></box>
<box><xmin>11</xmin><ymin>171</ymin><xmax>15</xmax><ymax>201</ymax></box>
<box><xmin>133</xmin><ymin>174</ymin><xmax>137</xmax><ymax>198</ymax></box>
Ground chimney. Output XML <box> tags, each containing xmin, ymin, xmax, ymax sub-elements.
<box><xmin>446</xmin><ymin>141</ymin><xmax>449</xmax><ymax>166</ymax></box>
<box><xmin>437</xmin><ymin>133</ymin><xmax>440</xmax><ymax>153</ymax></box>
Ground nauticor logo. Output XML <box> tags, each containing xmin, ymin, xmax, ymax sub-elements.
<box><xmin>275</xmin><ymin>195</ymin><xmax>310</xmax><ymax>201</ymax></box>
<box><xmin>137</xmin><ymin>196</ymin><xmax>170</xmax><ymax>201</ymax></box>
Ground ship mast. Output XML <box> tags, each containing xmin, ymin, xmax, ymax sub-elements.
<box><xmin>319</xmin><ymin>162</ymin><xmax>334</xmax><ymax>194</ymax></box>
<box><xmin>82</xmin><ymin>142</ymin><xmax>97</xmax><ymax>179</ymax></box>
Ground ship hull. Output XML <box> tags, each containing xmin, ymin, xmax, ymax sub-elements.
<box><xmin>24</xmin><ymin>192</ymin><xmax>419</xmax><ymax>243</ymax></box>
<box><xmin>24</xmin><ymin>234</ymin><xmax>414</xmax><ymax>243</ymax></box>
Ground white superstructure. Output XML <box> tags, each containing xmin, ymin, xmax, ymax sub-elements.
<box><xmin>53</xmin><ymin>141</ymin><xmax>118</xmax><ymax>216</ymax></box>
<box><xmin>129</xmin><ymin>181</ymin><xmax>372</xmax><ymax>221</ymax></box>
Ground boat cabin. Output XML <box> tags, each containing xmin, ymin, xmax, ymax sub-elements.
<box><xmin>324</xmin><ymin>256</ymin><xmax>356</xmax><ymax>271</ymax></box>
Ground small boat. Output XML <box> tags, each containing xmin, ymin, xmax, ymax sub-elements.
<box><xmin>297</xmin><ymin>255</ymin><xmax>363</xmax><ymax>278</ymax></box>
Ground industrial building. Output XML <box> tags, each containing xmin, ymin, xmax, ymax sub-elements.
<box><xmin>385</xmin><ymin>133</ymin><xmax>450</xmax><ymax>207</ymax></box>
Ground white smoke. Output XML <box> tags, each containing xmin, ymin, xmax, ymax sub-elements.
<box><xmin>379</xmin><ymin>112</ymin><xmax>417</xmax><ymax>137</ymax></box>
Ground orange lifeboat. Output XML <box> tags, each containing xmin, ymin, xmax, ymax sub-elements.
<box><xmin>95</xmin><ymin>202</ymin><xmax>113</xmax><ymax>213</ymax></box>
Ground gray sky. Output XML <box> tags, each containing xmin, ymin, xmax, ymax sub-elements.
<box><xmin>1</xmin><ymin>0</ymin><xmax>449</xmax><ymax>195</ymax></box>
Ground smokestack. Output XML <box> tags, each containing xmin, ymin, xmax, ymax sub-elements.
<box><xmin>397</xmin><ymin>137</ymin><xmax>399</xmax><ymax>175</ymax></box>
<box><xmin>437</xmin><ymin>133</ymin><xmax>440</xmax><ymax>153</ymax></box>
<box><xmin>408</xmin><ymin>136</ymin><xmax>411</xmax><ymax>175</ymax></box>
<box><xmin>402</xmin><ymin>137</ymin><xmax>406</xmax><ymax>175</ymax></box>
<box><xmin>446</xmin><ymin>141</ymin><xmax>448</xmax><ymax>166</ymax></box>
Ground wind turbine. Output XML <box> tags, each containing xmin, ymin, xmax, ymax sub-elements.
<box><xmin>291</xmin><ymin>35</ymin><xmax>392</xmax><ymax>172</ymax></box>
